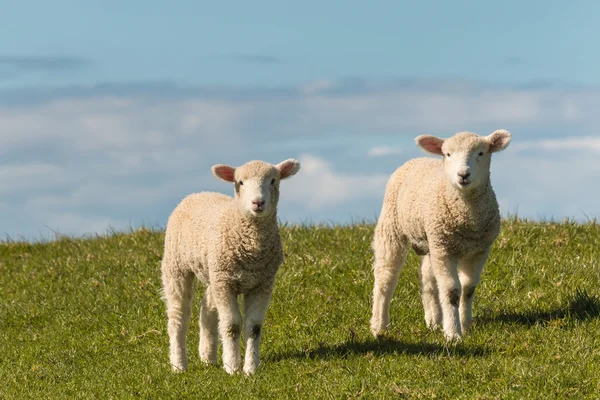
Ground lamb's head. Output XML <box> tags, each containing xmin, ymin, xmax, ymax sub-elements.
<box><xmin>416</xmin><ymin>130</ymin><xmax>511</xmax><ymax>192</ymax></box>
<box><xmin>212</xmin><ymin>159</ymin><xmax>301</xmax><ymax>218</ymax></box>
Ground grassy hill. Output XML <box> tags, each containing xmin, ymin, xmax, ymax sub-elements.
<box><xmin>1</xmin><ymin>220</ymin><xmax>600</xmax><ymax>399</ymax></box>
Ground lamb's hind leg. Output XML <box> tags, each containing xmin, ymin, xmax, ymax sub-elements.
<box><xmin>162</xmin><ymin>266</ymin><xmax>195</xmax><ymax>372</ymax></box>
<box><xmin>419</xmin><ymin>254</ymin><xmax>442</xmax><ymax>330</ymax></box>
<box><xmin>199</xmin><ymin>288</ymin><xmax>219</xmax><ymax>365</ymax></box>
<box><xmin>370</xmin><ymin>221</ymin><xmax>408</xmax><ymax>336</ymax></box>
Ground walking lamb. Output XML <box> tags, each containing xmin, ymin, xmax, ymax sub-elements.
<box><xmin>161</xmin><ymin>159</ymin><xmax>300</xmax><ymax>374</ymax></box>
<box><xmin>370</xmin><ymin>130</ymin><xmax>511</xmax><ymax>341</ymax></box>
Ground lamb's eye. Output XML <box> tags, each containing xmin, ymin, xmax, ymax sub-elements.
<box><xmin>446</xmin><ymin>153</ymin><xmax>451</xmax><ymax>157</ymax></box>
<box><xmin>478</xmin><ymin>152</ymin><xmax>484</xmax><ymax>157</ymax></box>
<box><xmin>238</xmin><ymin>181</ymin><xmax>244</xmax><ymax>185</ymax></box>
<box><xmin>270</xmin><ymin>178</ymin><xmax>275</xmax><ymax>185</ymax></box>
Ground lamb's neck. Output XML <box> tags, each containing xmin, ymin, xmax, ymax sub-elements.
<box><xmin>443</xmin><ymin>179</ymin><xmax>496</xmax><ymax>228</ymax></box>
<box><xmin>233</xmin><ymin>211</ymin><xmax>279</xmax><ymax>242</ymax></box>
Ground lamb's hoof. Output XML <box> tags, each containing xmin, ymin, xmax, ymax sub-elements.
<box><xmin>171</xmin><ymin>364</ymin><xmax>187</xmax><ymax>373</ymax></box>
<box><xmin>243</xmin><ymin>365</ymin><xmax>258</xmax><ymax>376</ymax></box>
<box><xmin>200</xmin><ymin>357</ymin><xmax>218</xmax><ymax>366</ymax></box>
<box><xmin>370</xmin><ymin>327</ymin><xmax>388</xmax><ymax>338</ymax></box>
<box><xmin>370</xmin><ymin>319</ymin><xmax>389</xmax><ymax>338</ymax></box>
<box><xmin>224</xmin><ymin>364</ymin><xmax>242</xmax><ymax>375</ymax></box>
<box><xmin>426</xmin><ymin>321</ymin><xmax>442</xmax><ymax>331</ymax></box>
<box><xmin>444</xmin><ymin>332</ymin><xmax>463</xmax><ymax>343</ymax></box>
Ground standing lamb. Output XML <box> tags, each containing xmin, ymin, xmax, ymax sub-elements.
<box><xmin>161</xmin><ymin>159</ymin><xmax>300</xmax><ymax>375</ymax></box>
<box><xmin>370</xmin><ymin>130</ymin><xmax>511</xmax><ymax>341</ymax></box>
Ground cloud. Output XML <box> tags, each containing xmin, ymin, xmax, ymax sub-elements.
<box><xmin>282</xmin><ymin>154</ymin><xmax>389</xmax><ymax>210</ymax></box>
<box><xmin>492</xmin><ymin>149</ymin><xmax>600</xmax><ymax>221</ymax></box>
<box><xmin>1</xmin><ymin>77</ymin><xmax>600</xmax><ymax>237</ymax></box>
<box><xmin>2</xmin><ymin>77</ymin><xmax>600</xmax><ymax>144</ymax></box>
<box><xmin>368</xmin><ymin>146</ymin><xmax>403</xmax><ymax>157</ymax></box>
<box><xmin>298</xmin><ymin>80</ymin><xmax>336</xmax><ymax>95</ymax></box>
<box><xmin>514</xmin><ymin>137</ymin><xmax>600</xmax><ymax>152</ymax></box>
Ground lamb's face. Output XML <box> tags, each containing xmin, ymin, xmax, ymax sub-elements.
<box><xmin>234</xmin><ymin>163</ymin><xmax>280</xmax><ymax>217</ymax></box>
<box><xmin>212</xmin><ymin>159</ymin><xmax>301</xmax><ymax>219</ymax></box>
<box><xmin>416</xmin><ymin>130</ymin><xmax>512</xmax><ymax>193</ymax></box>
<box><xmin>441</xmin><ymin>134</ymin><xmax>492</xmax><ymax>191</ymax></box>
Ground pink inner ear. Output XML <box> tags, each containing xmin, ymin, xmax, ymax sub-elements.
<box><xmin>418</xmin><ymin>137</ymin><xmax>444</xmax><ymax>155</ymax></box>
<box><xmin>280</xmin><ymin>163</ymin><xmax>293</xmax><ymax>178</ymax></box>
<box><xmin>278</xmin><ymin>160</ymin><xmax>299</xmax><ymax>179</ymax></box>
<box><xmin>487</xmin><ymin>130</ymin><xmax>511</xmax><ymax>153</ymax></box>
<box><xmin>214</xmin><ymin>166</ymin><xmax>235</xmax><ymax>182</ymax></box>
<box><xmin>489</xmin><ymin>135</ymin><xmax>507</xmax><ymax>153</ymax></box>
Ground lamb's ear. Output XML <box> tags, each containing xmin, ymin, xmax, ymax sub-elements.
<box><xmin>276</xmin><ymin>159</ymin><xmax>301</xmax><ymax>180</ymax></box>
<box><xmin>415</xmin><ymin>135</ymin><xmax>445</xmax><ymax>156</ymax></box>
<box><xmin>212</xmin><ymin>164</ymin><xmax>236</xmax><ymax>182</ymax></box>
<box><xmin>487</xmin><ymin>129</ymin><xmax>512</xmax><ymax>153</ymax></box>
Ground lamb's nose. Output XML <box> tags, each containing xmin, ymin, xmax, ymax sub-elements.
<box><xmin>252</xmin><ymin>199</ymin><xmax>265</xmax><ymax>207</ymax></box>
<box><xmin>458</xmin><ymin>171</ymin><xmax>471</xmax><ymax>179</ymax></box>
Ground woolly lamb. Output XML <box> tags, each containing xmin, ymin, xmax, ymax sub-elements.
<box><xmin>370</xmin><ymin>130</ymin><xmax>511</xmax><ymax>341</ymax></box>
<box><xmin>161</xmin><ymin>159</ymin><xmax>300</xmax><ymax>375</ymax></box>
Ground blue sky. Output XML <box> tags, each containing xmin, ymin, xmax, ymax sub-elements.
<box><xmin>1</xmin><ymin>1</ymin><xmax>600</xmax><ymax>238</ymax></box>
<box><xmin>3</xmin><ymin>1</ymin><xmax>600</xmax><ymax>87</ymax></box>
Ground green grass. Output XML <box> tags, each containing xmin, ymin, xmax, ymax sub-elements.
<box><xmin>1</xmin><ymin>219</ymin><xmax>600</xmax><ymax>399</ymax></box>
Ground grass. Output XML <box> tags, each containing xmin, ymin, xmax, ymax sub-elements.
<box><xmin>1</xmin><ymin>219</ymin><xmax>600</xmax><ymax>399</ymax></box>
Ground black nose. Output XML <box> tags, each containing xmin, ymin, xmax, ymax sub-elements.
<box><xmin>253</xmin><ymin>199</ymin><xmax>265</xmax><ymax>207</ymax></box>
<box><xmin>458</xmin><ymin>171</ymin><xmax>470</xmax><ymax>179</ymax></box>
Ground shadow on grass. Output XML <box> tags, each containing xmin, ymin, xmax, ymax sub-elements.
<box><xmin>479</xmin><ymin>288</ymin><xmax>600</xmax><ymax>326</ymax></box>
<box><xmin>268</xmin><ymin>336</ymin><xmax>488</xmax><ymax>362</ymax></box>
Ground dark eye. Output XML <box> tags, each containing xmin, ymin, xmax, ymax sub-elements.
<box><xmin>478</xmin><ymin>152</ymin><xmax>484</xmax><ymax>157</ymax></box>
<box><xmin>270</xmin><ymin>178</ymin><xmax>275</xmax><ymax>185</ymax></box>
<box><xmin>238</xmin><ymin>181</ymin><xmax>243</xmax><ymax>185</ymax></box>
<box><xmin>446</xmin><ymin>153</ymin><xmax>451</xmax><ymax>157</ymax></box>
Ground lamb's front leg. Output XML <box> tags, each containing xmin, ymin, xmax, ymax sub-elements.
<box><xmin>430</xmin><ymin>252</ymin><xmax>462</xmax><ymax>341</ymax></box>
<box><xmin>458</xmin><ymin>249</ymin><xmax>490</xmax><ymax>333</ymax></box>
<box><xmin>242</xmin><ymin>288</ymin><xmax>273</xmax><ymax>375</ymax></box>
<box><xmin>215</xmin><ymin>288</ymin><xmax>243</xmax><ymax>374</ymax></box>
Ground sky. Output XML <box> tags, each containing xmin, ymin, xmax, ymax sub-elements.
<box><xmin>1</xmin><ymin>1</ymin><xmax>600</xmax><ymax>239</ymax></box>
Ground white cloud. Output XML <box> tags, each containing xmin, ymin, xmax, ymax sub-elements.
<box><xmin>1</xmin><ymin>78</ymin><xmax>600</xmax><ymax>237</ymax></box>
<box><xmin>282</xmin><ymin>154</ymin><xmax>389</xmax><ymax>209</ymax></box>
<box><xmin>491</xmin><ymin>149</ymin><xmax>600</xmax><ymax>220</ymax></box>
<box><xmin>514</xmin><ymin>136</ymin><xmax>600</xmax><ymax>152</ymax></box>
<box><xmin>297</xmin><ymin>79</ymin><xmax>335</xmax><ymax>95</ymax></box>
<box><xmin>368</xmin><ymin>146</ymin><xmax>403</xmax><ymax>157</ymax></box>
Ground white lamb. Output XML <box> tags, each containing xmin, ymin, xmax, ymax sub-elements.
<box><xmin>370</xmin><ymin>130</ymin><xmax>511</xmax><ymax>341</ymax></box>
<box><xmin>161</xmin><ymin>159</ymin><xmax>300</xmax><ymax>375</ymax></box>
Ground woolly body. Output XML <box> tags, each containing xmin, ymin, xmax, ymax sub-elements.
<box><xmin>163</xmin><ymin>192</ymin><xmax>283</xmax><ymax>294</ymax></box>
<box><xmin>386</xmin><ymin>158</ymin><xmax>500</xmax><ymax>258</ymax></box>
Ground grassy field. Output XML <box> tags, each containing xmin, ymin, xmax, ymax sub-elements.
<box><xmin>1</xmin><ymin>219</ymin><xmax>600</xmax><ymax>399</ymax></box>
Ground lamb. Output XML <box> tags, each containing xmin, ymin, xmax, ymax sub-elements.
<box><xmin>161</xmin><ymin>158</ymin><xmax>300</xmax><ymax>375</ymax></box>
<box><xmin>370</xmin><ymin>130</ymin><xmax>511</xmax><ymax>341</ymax></box>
